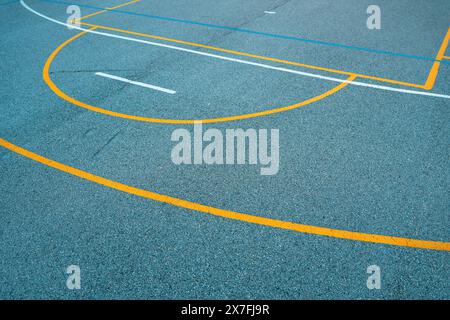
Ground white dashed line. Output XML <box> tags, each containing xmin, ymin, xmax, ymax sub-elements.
<box><xmin>95</xmin><ymin>72</ymin><xmax>176</xmax><ymax>94</ymax></box>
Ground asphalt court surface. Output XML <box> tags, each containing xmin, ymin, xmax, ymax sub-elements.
<box><xmin>0</xmin><ymin>0</ymin><xmax>449</xmax><ymax>299</ymax></box>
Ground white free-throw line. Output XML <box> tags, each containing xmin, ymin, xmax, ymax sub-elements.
<box><xmin>21</xmin><ymin>0</ymin><xmax>450</xmax><ymax>100</ymax></box>
<box><xmin>95</xmin><ymin>72</ymin><xmax>176</xmax><ymax>94</ymax></box>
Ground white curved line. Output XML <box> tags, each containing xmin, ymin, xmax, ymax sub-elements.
<box><xmin>21</xmin><ymin>0</ymin><xmax>450</xmax><ymax>99</ymax></box>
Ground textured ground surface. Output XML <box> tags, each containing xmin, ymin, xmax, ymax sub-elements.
<box><xmin>0</xmin><ymin>0</ymin><xmax>449</xmax><ymax>299</ymax></box>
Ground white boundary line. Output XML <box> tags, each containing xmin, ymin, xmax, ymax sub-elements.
<box><xmin>21</xmin><ymin>0</ymin><xmax>450</xmax><ymax>99</ymax></box>
<box><xmin>95</xmin><ymin>72</ymin><xmax>176</xmax><ymax>94</ymax></box>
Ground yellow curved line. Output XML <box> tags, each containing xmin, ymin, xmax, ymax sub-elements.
<box><xmin>43</xmin><ymin>28</ymin><xmax>356</xmax><ymax>124</ymax></box>
<box><xmin>1</xmin><ymin>137</ymin><xmax>449</xmax><ymax>251</ymax></box>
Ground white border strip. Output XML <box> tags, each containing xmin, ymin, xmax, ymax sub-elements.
<box><xmin>21</xmin><ymin>0</ymin><xmax>450</xmax><ymax>99</ymax></box>
<box><xmin>95</xmin><ymin>72</ymin><xmax>176</xmax><ymax>94</ymax></box>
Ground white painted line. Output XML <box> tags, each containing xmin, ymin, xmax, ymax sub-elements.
<box><xmin>264</xmin><ymin>11</ymin><xmax>276</xmax><ymax>14</ymax></box>
<box><xmin>21</xmin><ymin>0</ymin><xmax>450</xmax><ymax>100</ymax></box>
<box><xmin>95</xmin><ymin>72</ymin><xmax>176</xmax><ymax>94</ymax></box>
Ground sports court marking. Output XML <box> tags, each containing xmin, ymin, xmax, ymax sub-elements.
<box><xmin>20</xmin><ymin>0</ymin><xmax>450</xmax><ymax>125</ymax></box>
<box><xmin>78</xmin><ymin>21</ymin><xmax>450</xmax><ymax>92</ymax></box>
<box><xmin>21</xmin><ymin>0</ymin><xmax>450</xmax><ymax>95</ymax></box>
<box><xmin>74</xmin><ymin>0</ymin><xmax>140</xmax><ymax>22</ymax></box>
<box><xmin>424</xmin><ymin>27</ymin><xmax>450</xmax><ymax>89</ymax></box>
<box><xmin>43</xmin><ymin>26</ymin><xmax>356</xmax><ymax>124</ymax></box>
<box><xmin>1</xmin><ymin>138</ymin><xmax>449</xmax><ymax>252</ymax></box>
<box><xmin>40</xmin><ymin>0</ymin><xmax>450</xmax><ymax>90</ymax></box>
<box><xmin>95</xmin><ymin>72</ymin><xmax>176</xmax><ymax>94</ymax></box>
<box><xmin>79</xmin><ymin>21</ymin><xmax>428</xmax><ymax>89</ymax></box>
<box><xmin>5</xmin><ymin>1</ymin><xmax>450</xmax><ymax>252</ymax></box>
<box><xmin>42</xmin><ymin>0</ymin><xmax>450</xmax><ymax>66</ymax></box>
<box><xmin>18</xmin><ymin>0</ymin><xmax>450</xmax><ymax>125</ymax></box>
<box><xmin>21</xmin><ymin>0</ymin><xmax>450</xmax><ymax>103</ymax></box>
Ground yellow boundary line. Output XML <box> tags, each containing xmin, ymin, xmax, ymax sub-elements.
<box><xmin>67</xmin><ymin>0</ymin><xmax>450</xmax><ymax>90</ymax></box>
<box><xmin>44</xmin><ymin>28</ymin><xmax>356</xmax><ymax>124</ymax></box>
<box><xmin>74</xmin><ymin>0</ymin><xmax>141</xmax><ymax>22</ymax></box>
<box><xmin>1</xmin><ymin>138</ymin><xmax>449</xmax><ymax>251</ymax></box>
<box><xmin>79</xmin><ymin>21</ymin><xmax>429</xmax><ymax>90</ymax></box>
<box><xmin>424</xmin><ymin>27</ymin><xmax>450</xmax><ymax>89</ymax></box>
<box><xmin>73</xmin><ymin>0</ymin><xmax>450</xmax><ymax>91</ymax></box>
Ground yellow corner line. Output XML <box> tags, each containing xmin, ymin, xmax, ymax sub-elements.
<box><xmin>1</xmin><ymin>137</ymin><xmax>449</xmax><ymax>251</ymax></box>
<box><xmin>424</xmin><ymin>27</ymin><xmax>450</xmax><ymax>90</ymax></box>
<box><xmin>74</xmin><ymin>0</ymin><xmax>141</xmax><ymax>22</ymax></box>
<box><xmin>44</xmin><ymin>28</ymin><xmax>355</xmax><ymax>124</ymax></box>
<box><xmin>73</xmin><ymin>0</ymin><xmax>447</xmax><ymax>90</ymax></box>
<box><xmin>79</xmin><ymin>21</ymin><xmax>427</xmax><ymax>89</ymax></box>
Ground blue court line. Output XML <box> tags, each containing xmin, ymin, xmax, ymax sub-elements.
<box><xmin>40</xmin><ymin>0</ymin><xmax>450</xmax><ymax>65</ymax></box>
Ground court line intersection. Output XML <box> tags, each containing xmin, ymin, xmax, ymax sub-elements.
<box><xmin>2</xmin><ymin>0</ymin><xmax>449</xmax><ymax>252</ymax></box>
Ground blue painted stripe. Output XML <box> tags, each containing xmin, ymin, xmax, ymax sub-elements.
<box><xmin>40</xmin><ymin>0</ymin><xmax>450</xmax><ymax>65</ymax></box>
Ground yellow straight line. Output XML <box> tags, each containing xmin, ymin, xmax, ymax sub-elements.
<box><xmin>1</xmin><ymin>137</ymin><xmax>449</xmax><ymax>251</ymax></box>
<box><xmin>78</xmin><ymin>21</ymin><xmax>427</xmax><ymax>90</ymax></box>
<box><xmin>75</xmin><ymin>0</ymin><xmax>141</xmax><ymax>22</ymax></box>
<box><xmin>44</xmin><ymin>28</ymin><xmax>355</xmax><ymax>124</ymax></box>
<box><xmin>442</xmin><ymin>56</ymin><xmax>450</xmax><ymax>60</ymax></box>
<box><xmin>424</xmin><ymin>27</ymin><xmax>450</xmax><ymax>90</ymax></box>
